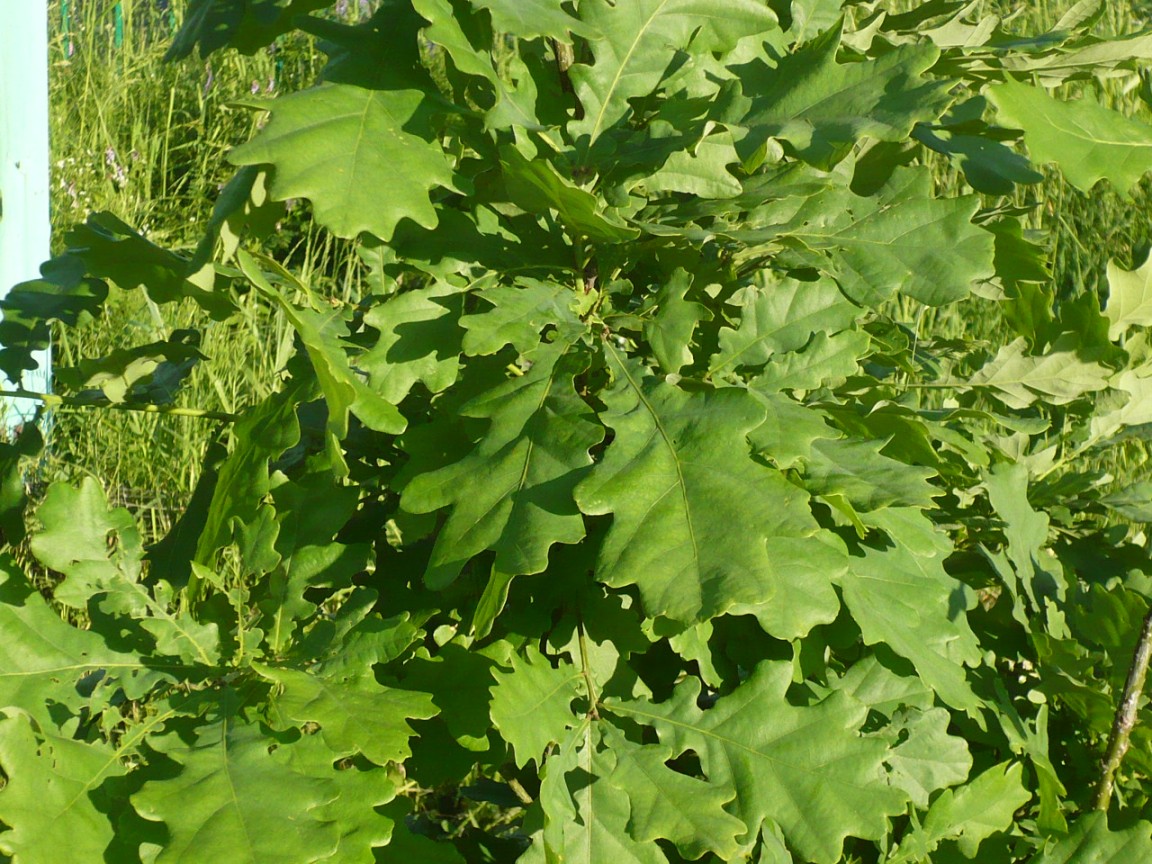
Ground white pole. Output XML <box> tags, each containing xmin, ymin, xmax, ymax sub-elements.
<box><xmin>0</xmin><ymin>0</ymin><xmax>53</xmax><ymax>430</ymax></box>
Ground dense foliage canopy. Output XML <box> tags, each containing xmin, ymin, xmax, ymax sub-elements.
<box><xmin>7</xmin><ymin>0</ymin><xmax>1152</xmax><ymax>861</ymax></box>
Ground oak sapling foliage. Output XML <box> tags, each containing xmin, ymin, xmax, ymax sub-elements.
<box><xmin>4</xmin><ymin>1</ymin><xmax>1152</xmax><ymax>861</ymax></box>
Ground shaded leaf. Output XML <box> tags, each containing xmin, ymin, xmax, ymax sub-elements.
<box><xmin>837</xmin><ymin>509</ymin><xmax>983</xmax><ymax>713</ymax></box>
<box><xmin>605</xmin><ymin>728</ymin><xmax>747</xmax><ymax>861</ymax></box>
<box><xmin>358</xmin><ymin>281</ymin><xmax>466</xmax><ymax>403</ymax></box>
<box><xmin>240</xmin><ymin>251</ymin><xmax>405</xmax><ymax>446</ymax></box>
<box><xmin>132</xmin><ymin>718</ymin><xmax>340</xmax><ymax>863</ymax></box>
<box><xmin>913</xmin><ymin>125</ymin><xmax>1044</xmax><ymax>195</ymax></box>
<box><xmin>402</xmin><ymin>340</ymin><xmax>603</xmax><ymax>588</ymax></box>
<box><xmin>32</xmin><ymin>479</ymin><xmax>219</xmax><ymax>665</ymax></box>
<box><xmin>259</xmin><ymin>666</ymin><xmax>438</xmax><ymax>765</ymax></box>
<box><xmin>501</xmin><ymin>147</ymin><xmax>639</xmax><ymax>242</ymax></box>
<box><xmin>0</xmin><ymin>562</ymin><xmax>171</xmax><ymax>725</ymax></box>
<box><xmin>744</xmin><ymin>26</ymin><xmax>953</xmax><ymax>169</ymax></box>
<box><xmin>166</xmin><ymin>0</ymin><xmax>330</xmax><ymax>59</ymax></box>
<box><xmin>57</xmin><ymin>330</ymin><xmax>204</xmax><ymax>405</ymax></box>
<box><xmin>460</xmin><ymin>278</ymin><xmax>587</xmax><ymax>356</ymax></box>
<box><xmin>0</xmin><ymin>712</ymin><xmax>126</xmax><ymax>864</ymax></box>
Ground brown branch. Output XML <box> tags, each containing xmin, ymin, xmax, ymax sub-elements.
<box><xmin>1095</xmin><ymin>607</ymin><xmax>1152</xmax><ymax>810</ymax></box>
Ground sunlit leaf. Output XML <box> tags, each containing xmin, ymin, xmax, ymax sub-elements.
<box><xmin>230</xmin><ymin>84</ymin><xmax>457</xmax><ymax>240</ymax></box>
<box><xmin>989</xmin><ymin>77</ymin><xmax>1152</xmax><ymax>194</ymax></box>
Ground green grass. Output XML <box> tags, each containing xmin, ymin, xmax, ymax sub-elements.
<box><xmin>42</xmin><ymin>0</ymin><xmax>372</xmax><ymax>534</ymax></box>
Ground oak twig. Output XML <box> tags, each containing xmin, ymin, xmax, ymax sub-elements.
<box><xmin>1095</xmin><ymin>607</ymin><xmax>1152</xmax><ymax>810</ymax></box>
<box><xmin>577</xmin><ymin>618</ymin><xmax>600</xmax><ymax>720</ymax></box>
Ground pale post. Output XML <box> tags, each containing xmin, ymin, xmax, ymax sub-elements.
<box><xmin>0</xmin><ymin>0</ymin><xmax>53</xmax><ymax>429</ymax></box>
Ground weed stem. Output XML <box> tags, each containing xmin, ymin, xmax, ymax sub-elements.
<box><xmin>2</xmin><ymin>389</ymin><xmax>238</xmax><ymax>423</ymax></box>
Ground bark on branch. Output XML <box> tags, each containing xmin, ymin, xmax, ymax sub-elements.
<box><xmin>1095</xmin><ymin>607</ymin><xmax>1152</xmax><ymax>811</ymax></box>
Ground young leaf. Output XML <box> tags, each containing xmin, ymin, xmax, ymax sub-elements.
<box><xmin>644</xmin><ymin>268</ymin><xmax>712</xmax><ymax>373</ymax></box>
<box><xmin>607</xmin><ymin>662</ymin><xmax>908</xmax><ymax>864</ymax></box>
<box><xmin>574</xmin><ymin>349</ymin><xmax>817</xmax><ymax>623</ymax></box>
